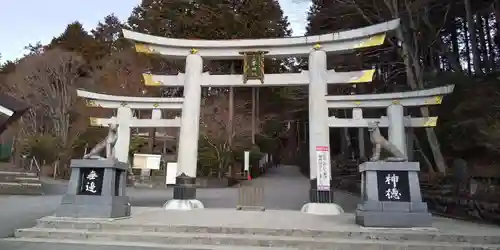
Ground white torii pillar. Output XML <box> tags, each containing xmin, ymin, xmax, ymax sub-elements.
<box><xmin>114</xmin><ymin>107</ymin><xmax>133</xmax><ymax>164</ymax></box>
<box><xmin>301</xmin><ymin>47</ymin><xmax>343</xmax><ymax>215</ymax></box>
<box><xmin>387</xmin><ymin>104</ymin><xmax>406</xmax><ymax>155</ymax></box>
<box><xmin>163</xmin><ymin>52</ymin><xmax>204</xmax><ymax>210</ymax></box>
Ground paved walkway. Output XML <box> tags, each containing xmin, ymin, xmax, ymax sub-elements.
<box><xmin>0</xmin><ymin>195</ymin><xmax>62</xmax><ymax>238</ymax></box>
<box><xmin>241</xmin><ymin>165</ymin><xmax>359</xmax><ymax>211</ymax></box>
<box><xmin>123</xmin><ymin>165</ymin><xmax>358</xmax><ymax>211</ymax></box>
<box><xmin>0</xmin><ymin>165</ymin><xmax>358</xmax><ymax>249</ymax></box>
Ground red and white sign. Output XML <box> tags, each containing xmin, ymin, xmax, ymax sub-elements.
<box><xmin>315</xmin><ymin>146</ymin><xmax>331</xmax><ymax>191</ymax></box>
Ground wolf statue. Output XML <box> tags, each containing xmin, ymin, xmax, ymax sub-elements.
<box><xmin>83</xmin><ymin>123</ymin><xmax>118</xmax><ymax>159</ymax></box>
<box><xmin>368</xmin><ymin>121</ymin><xmax>407</xmax><ymax>162</ymax></box>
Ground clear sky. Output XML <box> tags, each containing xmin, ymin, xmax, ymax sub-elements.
<box><xmin>0</xmin><ymin>0</ymin><xmax>311</xmax><ymax>63</ymax></box>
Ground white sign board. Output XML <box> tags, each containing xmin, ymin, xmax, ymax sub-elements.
<box><xmin>315</xmin><ymin>146</ymin><xmax>331</xmax><ymax>191</ymax></box>
<box><xmin>244</xmin><ymin>151</ymin><xmax>250</xmax><ymax>171</ymax></box>
<box><xmin>165</xmin><ymin>162</ymin><xmax>177</xmax><ymax>185</ymax></box>
<box><xmin>132</xmin><ymin>154</ymin><xmax>161</xmax><ymax>170</ymax></box>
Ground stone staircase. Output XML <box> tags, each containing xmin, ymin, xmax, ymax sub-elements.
<box><xmin>6</xmin><ymin>209</ymin><xmax>500</xmax><ymax>249</ymax></box>
<box><xmin>0</xmin><ymin>170</ymin><xmax>43</xmax><ymax>195</ymax></box>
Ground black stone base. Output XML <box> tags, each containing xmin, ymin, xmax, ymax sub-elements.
<box><xmin>309</xmin><ymin>178</ymin><xmax>335</xmax><ymax>203</ymax></box>
<box><xmin>173</xmin><ymin>173</ymin><xmax>196</xmax><ymax>200</ymax></box>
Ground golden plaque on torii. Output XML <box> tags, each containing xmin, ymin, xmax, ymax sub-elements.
<box><xmin>240</xmin><ymin>51</ymin><xmax>268</xmax><ymax>84</ymax></box>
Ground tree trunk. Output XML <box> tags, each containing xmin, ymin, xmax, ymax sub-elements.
<box><xmin>464</xmin><ymin>0</ymin><xmax>482</xmax><ymax>74</ymax></box>
<box><xmin>478</xmin><ymin>14</ymin><xmax>489</xmax><ymax>72</ymax></box>
<box><xmin>485</xmin><ymin>14</ymin><xmax>496</xmax><ymax>70</ymax></box>
<box><xmin>251</xmin><ymin>88</ymin><xmax>256</xmax><ymax>144</ymax></box>
<box><xmin>462</xmin><ymin>17</ymin><xmax>472</xmax><ymax>75</ymax></box>
<box><xmin>493</xmin><ymin>0</ymin><xmax>500</xmax><ymax>43</ymax></box>
<box><xmin>395</xmin><ymin>26</ymin><xmax>448</xmax><ymax>174</ymax></box>
<box><xmin>148</xmin><ymin>128</ymin><xmax>156</xmax><ymax>153</ymax></box>
<box><xmin>421</xmin><ymin>7</ymin><xmax>462</xmax><ymax>72</ymax></box>
<box><xmin>451</xmin><ymin>18</ymin><xmax>460</xmax><ymax>56</ymax></box>
<box><xmin>340</xmin><ymin>128</ymin><xmax>350</xmax><ymax>158</ymax></box>
<box><xmin>446</xmin><ymin>18</ymin><xmax>464</xmax><ymax>72</ymax></box>
<box><xmin>228</xmin><ymin>62</ymin><xmax>235</xmax><ymax>146</ymax></box>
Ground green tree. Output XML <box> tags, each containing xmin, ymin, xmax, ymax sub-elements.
<box><xmin>48</xmin><ymin>22</ymin><xmax>100</xmax><ymax>62</ymax></box>
<box><xmin>127</xmin><ymin>0</ymin><xmax>192</xmax><ymax>37</ymax></box>
<box><xmin>92</xmin><ymin>14</ymin><xmax>129</xmax><ymax>54</ymax></box>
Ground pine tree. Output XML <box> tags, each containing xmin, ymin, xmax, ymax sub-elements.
<box><xmin>92</xmin><ymin>14</ymin><xmax>128</xmax><ymax>54</ymax></box>
<box><xmin>306</xmin><ymin>0</ymin><xmax>369</xmax><ymax>36</ymax></box>
<box><xmin>127</xmin><ymin>0</ymin><xmax>193</xmax><ymax>37</ymax></box>
<box><xmin>234</xmin><ymin>0</ymin><xmax>291</xmax><ymax>38</ymax></box>
<box><xmin>48</xmin><ymin>22</ymin><xmax>100</xmax><ymax>62</ymax></box>
<box><xmin>127</xmin><ymin>0</ymin><xmax>291</xmax><ymax>40</ymax></box>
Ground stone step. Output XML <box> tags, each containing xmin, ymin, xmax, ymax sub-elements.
<box><xmin>34</xmin><ymin>218</ymin><xmax>500</xmax><ymax>245</ymax></box>
<box><xmin>0</xmin><ymin>182</ymin><xmax>41</xmax><ymax>186</ymax></box>
<box><xmin>1</xmin><ymin>238</ymin><xmax>297</xmax><ymax>250</ymax></box>
<box><xmin>14</xmin><ymin>228</ymin><xmax>500</xmax><ymax>249</ymax></box>
<box><xmin>0</xmin><ymin>171</ymin><xmax>37</xmax><ymax>177</ymax></box>
<box><xmin>0</xmin><ymin>176</ymin><xmax>41</xmax><ymax>183</ymax></box>
<box><xmin>0</xmin><ymin>181</ymin><xmax>43</xmax><ymax>195</ymax></box>
<box><xmin>0</xmin><ymin>169</ymin><xmax>43</xmax><ymax>195</ymax></box>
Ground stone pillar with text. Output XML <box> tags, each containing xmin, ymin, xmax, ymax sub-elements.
<box><xmin>300</xmin><ymin>46</ymin><xmax>343</xmax><ymax>215</ymax></box>
<box><xmin>55</xmin><ymin>159</ymin><xmax>130</xmax><ymax>218</ymax></box>
<box><xmin>163</xmin><ymin>50</ymin><xmax>204</xmax><ymax>210</ymax></box>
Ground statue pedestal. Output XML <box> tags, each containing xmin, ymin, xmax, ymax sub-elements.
<box><xmin>355</xmin><ymin>161</ymin><xmax>432</xmax><ymax>227</ymax></box>
<box><xmin>55</xmin><ymin>159</ymin><xmax>131</xmax><ymax>218</ymax></box>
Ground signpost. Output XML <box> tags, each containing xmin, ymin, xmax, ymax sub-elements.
<box><xmin>244</xmin><ymin>151</ymin><xmax>250</xmax><ymax>172</ymax></box>
<box><xmin>133</xmin><ymin>154</ymin><xmax>162</xmax><ymax>170</ymax></box>
<box><xmin>133</xmin><ymin>153</ymin><xmax>162</xmax><ymax>185</ymax></box>
<box><xmin>165</xmin><ymin>162</ymin><xmax>177</xmax><ymax>185</ymax></box>
<box><xmin>315</xmin><ymin>146</ymin><xmax>331</xmax><ymax>191</ymax></box>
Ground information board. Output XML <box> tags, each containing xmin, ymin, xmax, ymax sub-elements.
<box><xmin>133</xmin><ymin>154</ymin><xmax>161</xmax><ymax>170</ymax></box>
<box><xmin>165</xmin><ymin>162</ymin><xmax>177</xmax><ymax>185</ymax></box>
<box><xmin>315</xmin><ymin>146</ymin><xmax>331</xmax><ymax>191</ymax></box>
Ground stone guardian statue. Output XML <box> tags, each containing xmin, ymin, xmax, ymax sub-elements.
<box><xmin>368</xmin><ymin>121</ymin><xmax>407</xmax><ymax>162</ymax></box>
<box><xmin>83</xmin><ymin>123</ymin><xmax>118</xmax><ymax>159</ymax></box>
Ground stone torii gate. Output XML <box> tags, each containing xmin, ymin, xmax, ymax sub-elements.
<box><xmin>76</xmin><ymin>90</ymin><xmax>183</xmax><ymax>165</ymax></box>
<box><xmin>326</xmin><ymin>85</ymin><xmax>455</xmax><ymax>157</ymax></box>
<box><xmin>122</xmin><ymin>19</ymin><xmax>401</xmax><ymax>212</ymax></box>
